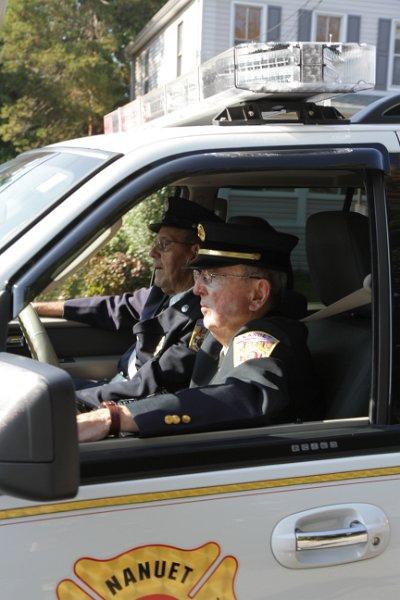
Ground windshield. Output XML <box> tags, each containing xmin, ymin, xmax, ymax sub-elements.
<box><xmin>0</xmin><ymin>149</ymin><xmax>115</xmax><ymax>252</ymax></box>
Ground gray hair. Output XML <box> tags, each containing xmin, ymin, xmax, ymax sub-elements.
<box><xmin>242</xmin><ymin>265</ymin><xmax>287</xmax><ymax>310</ymax></box>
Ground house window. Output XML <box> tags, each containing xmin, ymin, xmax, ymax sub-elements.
<box><xmin>392</xmin><ymin>23</ymin><xmax>400</xmax><ymax>86</ymax></box>
<box><xmin>177</xmin><ymin>21</ymin><xmax>183</xmax><ymax>77</ymax></box>
<box><xmin>143</xmin><ymin>49</ymin><xmax>150</xmax><ymax>95</ymax></box>
<box><xmin>316</xmin><ymin>14</ymin><xmax>342</xmax><ymax>42</ymax></box>
<box><xmin>234</xmin><ymin>4</ymin><xmax>262</xmax><ymax>45</ymax></box>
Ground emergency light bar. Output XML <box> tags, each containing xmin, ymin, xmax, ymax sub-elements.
<box><xmin>104</xmin><ymin>42</ymin><xmax>375</xmax><ymax>133</ymax></box>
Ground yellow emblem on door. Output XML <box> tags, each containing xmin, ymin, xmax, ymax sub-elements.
<box><xmin>56</xmin><ymin>542</ymin><xmax>238</xmax><ymax>599</ymax></box>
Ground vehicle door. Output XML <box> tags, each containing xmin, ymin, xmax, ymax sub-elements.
<box><xmin>0</xmin><ymin>143</ymin><xmax>399</xmax><ymax>600</ymax></box>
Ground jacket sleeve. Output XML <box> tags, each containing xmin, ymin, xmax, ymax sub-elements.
<box><xmin>63</xmin><ymin>288</ymin><xmax>151</xmax><ymax>332</ymax></box>
<box><xmin>126</xmin><ymin>356</ymin><xmax>292</xmax><ymax>437</ymax></box>
<box><xmin>75</xmin><ymin>334</ymin><xmax>198</xmax><ymax>405</ymax></box>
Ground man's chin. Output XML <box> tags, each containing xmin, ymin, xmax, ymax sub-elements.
<box><xmin>203</xmin><ymin>313</ymin><xmax>214</xmax><ymax>331</ymax></box>
<box><xmin>153</xmin><ymin>272</ymin><xmax>163</xmax><ymax>287</ymax></box>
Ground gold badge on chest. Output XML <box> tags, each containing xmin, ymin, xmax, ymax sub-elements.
<box><xmin>189</xmin><ymin>320</ymin><xmax>208</xmax><ymax>351</ymax></box>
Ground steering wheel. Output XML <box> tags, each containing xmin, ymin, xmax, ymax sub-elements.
<box><xmin>18</xmin><ymin>303</ymin><xmax>59</xmax><ymax>367</ymax></box>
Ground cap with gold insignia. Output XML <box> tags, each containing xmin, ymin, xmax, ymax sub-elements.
<box><xmin>149</xmin><ymin>197</ymin><xmax>223</xmax><ymax>234</ymax></box>
<box><xmin>190</xmin><ymin>219</ymin><xmax>298</xmax><ymax>274</ymax></box>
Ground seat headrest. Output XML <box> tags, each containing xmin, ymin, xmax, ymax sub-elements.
<box><xmin>306</xmin><ymin>211</ymin><xmax>370</xmax><ymax>306</ymax></box>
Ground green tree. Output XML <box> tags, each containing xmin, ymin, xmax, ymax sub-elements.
<box><xmin>0</xmin><ymin>0</ymin><xmax>165</xmax><ymax>153</ymax></box>
<box><xmin>39</xmin><ymin>190</ymin><xmax>166</xmax><ymax>300</ymax></box>
<box><xmin>0</xmin><ymin>0</ymin><xmax>168</xmax><ymax>297</ymax></box>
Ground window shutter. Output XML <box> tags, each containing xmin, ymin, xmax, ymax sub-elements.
<box><xmin>298</xmin><ymin>9</ymin><xmax>312</xmax><ymax>41</ymax></box>
<box><xmin>346</xmin><ymin>15</ymin><xmax>361</xmax><ymax>42</ymax></box>
<box><xmin>376</xmin><ymin>18</ymin><xmax>391</xmax><ymax>90</ymax></box>
<box><xmin>267</xmin><ymin>6</ymin><xmax>281</xmax><ymax>41</ymax></box>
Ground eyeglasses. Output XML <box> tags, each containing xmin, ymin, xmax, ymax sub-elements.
<box><xmin>152</xmin><ymin>237</ymin><xmax>193</xmax><ymax>252</ymax></box>
<box><xmin>192</xmin><ymin>269</ymin><xmax>261</xmax><ymax>288</ymax></box>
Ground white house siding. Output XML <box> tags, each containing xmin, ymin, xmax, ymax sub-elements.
<box><xmin>201</xmin><ymin>0</ymin><xmax>231</xmax><ymax>62</ymax></box>
<box><xmin>134</xmin><ymin>0</ymin><xmax>201</xmax><ymax>97</ymax></box>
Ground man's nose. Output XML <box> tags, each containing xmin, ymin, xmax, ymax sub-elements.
<box><xmin>149</xmin><ymin>244</ymin><xmax>159</xmax><ymax>259</ymax></box>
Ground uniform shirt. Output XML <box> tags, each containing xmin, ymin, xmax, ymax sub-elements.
<box><xmin>125</xmin><ymin>314</ymin><xmax>322</xmax><ymax>437</ymax></box>
<box><xmin>64</xmin><ymin>286</ymin><xmax>163</xmax><ymax>332</ymax></box>
<box><xmin>72</xmin><ymin>287</ymin><xmax>206</xmax><ymax>407</ymax></box>
<box><xmin>126</xmin><ymin>288</ymin><xmax>192</xmax><ymax>379</ymax></box>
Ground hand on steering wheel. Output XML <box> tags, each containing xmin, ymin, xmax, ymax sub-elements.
<box><xmin>18</xmin><ymin>303</ymin><xmax>59</xmax><ymax>366</ymax></box>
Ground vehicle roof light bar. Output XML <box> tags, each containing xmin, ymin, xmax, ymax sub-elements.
<box><xmin>104</xmin><ymin>42</ymin><xmax>375</xmax><ymax>133</ymax></box>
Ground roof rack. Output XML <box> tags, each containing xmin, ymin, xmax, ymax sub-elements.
<box><xmin>213</xmin><ymin>98</ymin><xmax>348</xmax><ymax>126</ymax></box>
<box><xmin>350</xmin><ymin>93</ymin><xmax>400</xmax><ymax>124</ymax></box>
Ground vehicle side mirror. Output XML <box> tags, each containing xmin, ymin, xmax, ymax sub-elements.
<box><xmin>0</xmin><ymin>353</ymin><xmax>79</xmax><ymax>500</ymax></box>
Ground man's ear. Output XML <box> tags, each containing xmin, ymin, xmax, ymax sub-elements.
<box><xmin>187</xmin><ymin>243</ymin><xmax>200</xmax><ymax>263</ymax></box>
<box><xmin>249</xmin><ymin>279</ymin><xmax>271</xmax><ymax>312</ymax></box>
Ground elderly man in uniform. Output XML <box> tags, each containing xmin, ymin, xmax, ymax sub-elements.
<box><xmin>77</xmin><ymin>219</ymin><xmax>320</xmax><ymax>442</ymax></box>
<box><xmin>35</xmin><ymin>198</ymin><xmax>222</xmax><ymax>406</ymax></box>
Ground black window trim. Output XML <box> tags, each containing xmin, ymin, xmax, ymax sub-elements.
<box><xmin>368</xmin><ymin>171</ymin><xmax>393</xmax><ymax>424</ymax></box>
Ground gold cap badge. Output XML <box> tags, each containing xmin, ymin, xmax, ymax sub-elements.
<box><xmin>197</xmin><ymin>223</ymin><xmax>206</xmax><ymax>242</ymax></box>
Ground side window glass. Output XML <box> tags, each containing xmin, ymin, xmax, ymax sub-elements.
<box><xmin>37</xmin><ymin>190</ymin><xmax>167</xmax><ymax>301</ymax></box>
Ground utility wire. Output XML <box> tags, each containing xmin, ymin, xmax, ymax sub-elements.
<box><xmin>264</xmin><ymin>0</ymin><xmax>325</xmax><ymax>41</ymax></box>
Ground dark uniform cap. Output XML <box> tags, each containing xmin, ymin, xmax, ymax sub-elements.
<box><xmin>149</xmin><ymin>197</ymin><xmax>223</xmax><ymax>233</ymax></box>
<box><xmin>191</xmin><ymin>220</ymin><xmax>298</xmax><ymax>273</ymax></box>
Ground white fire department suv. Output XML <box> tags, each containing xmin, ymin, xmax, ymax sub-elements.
<box><xmin>1</xmin><ymin>42</ymin><xmax>400</xmax><ymax>599</ymax></box>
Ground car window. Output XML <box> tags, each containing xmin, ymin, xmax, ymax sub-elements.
<box><xmin>5</xmin><ymin>144</ymin><xmax>396</xmax><ymax>485</ymax></box>
<box><xmin>36</xmin><ymin>191</ymin><xmax>167</xmax><ymax>301</ymax></box>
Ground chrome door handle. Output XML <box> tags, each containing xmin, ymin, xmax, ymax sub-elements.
<box><xmin>296</xmin><ymin>520</ymin><xmax>368</xmax><ymax>551</ymax></box>
<box><xmin>271</xmin><ymin>503</ymin><xmax>390</xmax><ymax>569</ymax></box>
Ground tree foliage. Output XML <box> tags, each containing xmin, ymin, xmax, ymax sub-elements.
<box><xmin>39</xmin><ymin>190</ymin><xmax>167</xmax><ymax>300</ymax></box>
<box><xmin>0</xmin><ymin>0</ymin><xmax>168</xmax><ymax>298</ymax></box>
<box><xmin>0</xmin><ymin>0</ymin><xmax>164</xmax><ymax>153</ymax></box>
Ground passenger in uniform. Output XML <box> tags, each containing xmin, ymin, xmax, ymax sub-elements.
<box><xmin>35</xmin><ymin>198</ymin><xmax>223</xmax><ymax>407</ymax></box>
<box><xmin>77</xmin><ymin>220</ymin><xmax>320</xmax><ymax>442</ymax></box>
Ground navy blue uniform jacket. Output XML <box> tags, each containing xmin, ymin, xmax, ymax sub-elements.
<box><xmin>125</xmin><ymin>315</ymin><xmax>321</xmax><ymax>437</ymax></box>
<box><xmin>65</xmin><ymin>287</ymin><xmax>204</xmax><ymax>404</ymax></box>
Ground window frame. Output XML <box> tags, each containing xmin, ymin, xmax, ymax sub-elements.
<box><xmin>389</xmin><ymin>20</ymin><xmax>400</xmax><ymax>89</ymax></box>
<box><xmin>230</xmin><ymin>1</ymin><xmax>266</xmax><ymax>46</ymax></box>
<box><xmin>7</xmin><ymin>144</ymin><xmax>395</xmax><ymax>485</ymax></box>
<box><xmin>312</xmin><ymin>11</ymin><xmax>345</xmax><ymax>43</ymax></box>
<box><xmin>142</xmin><ymin>48</ymin><xmax>150</xmax><ymax>95</ymax></box>
<box><xmin>177</xmin><ymin>20</ymin><xmax>184</xmax><ymax>77</ymax></box>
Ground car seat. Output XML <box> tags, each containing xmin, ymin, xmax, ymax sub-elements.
<box><xmin>305</xmin><ymin>211</ymin><xmax>372</xmax><ymax>419</ymax></box>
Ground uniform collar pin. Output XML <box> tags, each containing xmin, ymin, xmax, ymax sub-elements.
<box><xmin>181</xmin><ymin>304</ymin><xmax>189</xmax><ymax>313</ymax></box>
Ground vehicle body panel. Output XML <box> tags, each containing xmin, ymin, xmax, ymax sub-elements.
<box><xmin>1</xmin><ymin>453</ymin><xmax>400</xmax><ymax>599</ymax></box>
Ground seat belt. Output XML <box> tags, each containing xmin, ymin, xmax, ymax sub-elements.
<box><xmin>302</xmin><ymin>275</ymin><xmax>371</xmax><ymax>323</ymax></box>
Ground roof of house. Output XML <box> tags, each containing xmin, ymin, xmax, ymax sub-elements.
<box><xmin>125</xmin><ymin>0</ymin><xmax>192</xmax><ymax>57</ymax></box>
